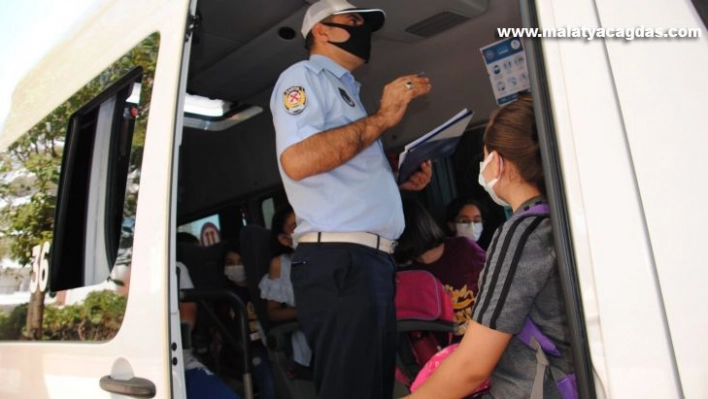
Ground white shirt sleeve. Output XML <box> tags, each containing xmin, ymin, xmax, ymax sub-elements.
<box><xmin>176</xmin><ymin>261</ymin><xmax>194</xmax><ymax>290</ymax></box>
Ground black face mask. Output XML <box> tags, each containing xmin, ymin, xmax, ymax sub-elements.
<box><xmin>322</xmin><ymin>22</ymin><xmax>373</xmax><ymax>63</ymax></box>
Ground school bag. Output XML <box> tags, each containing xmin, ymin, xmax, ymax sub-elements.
<box><xmin>409</xmin><ymin>343</ymin><xmax>491</xmax><ymax>397</ymax></box>
<box><xmin>513</xmin><ymin>203</ymin><xmax>578</xmax><ymax>399</ymax></box>
<box><xmin>394</xmin><ymin>270</ymin><xmax>456</xmax><ymax>388</ymax></box>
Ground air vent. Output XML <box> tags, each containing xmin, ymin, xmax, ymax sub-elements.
<box><xmin>404</xmin><ymin>11</ymin><xmax>470</xmax><ymax>37</ymax></box>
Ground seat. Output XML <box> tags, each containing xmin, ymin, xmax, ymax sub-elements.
<box><xmin>240</xmin><ymin>224</ymin><xmax>317</xmax><ymax>399</ymax></box>
<box><xmin>177</xmin><ymin>241</ymin><xmax>228</xmax><ymax>290</ymax></box>
<box><xmin>393</xmin><ymin>270</ymin><xmax>457</xmax><ymax>395</ymax></box>
<box><xmin>176</xmin><ymin>241</ymin><xmax>254</xmax><ymax>398</ymax></box>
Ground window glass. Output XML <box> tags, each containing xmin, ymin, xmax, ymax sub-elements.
<box><xmin>178</xmin><ymin>214</ymin><xmax>221</xmax><ymax>246</ymax></box>
<box><xmin>0</xmin><ymin>33</ymin><xmax>159</xmax><ymax>341</ymax></box>
<box><xmin>261</xmin><ymin>198</ymin><xmax>276</xmax><ymax>230</ymax></box>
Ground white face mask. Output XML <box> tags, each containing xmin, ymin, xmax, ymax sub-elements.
<box><xmin>478</xmin><ymin>151</ymin><xmax>510</xmax><ymax>208</ymax></box>
<box><xmin>224</xmin><ymin>264</ymin><xmax>247</xmax><ymax>284</ymax></box>
<box><xmin>455</xmin><ymin>222</ymin><xmax>484</xmax><ymax>242</ymax></box>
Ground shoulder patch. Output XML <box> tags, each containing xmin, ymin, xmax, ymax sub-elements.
<box><xmin>283</xmin><ymin>86</ymin><xmax>307</xmax><ymax>114</ymax></box>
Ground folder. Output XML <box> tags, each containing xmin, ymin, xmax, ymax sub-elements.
<box><xmin>397</xmin><ymin>108</ymin><xmax>474</xmax><ymax>184</ymax></box>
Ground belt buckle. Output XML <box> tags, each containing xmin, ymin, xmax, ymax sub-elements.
<box><xmin>373</xmin><ymin>233</ymin><xmax>396</xmax><ymax>254</ymax></box>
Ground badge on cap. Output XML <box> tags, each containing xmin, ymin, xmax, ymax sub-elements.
<box><xmin>339</xmin><ymin>88</ymin><xmax>355</xmax><ymax>107</ymax></box>
<box><xmin>283</xmin><ymin>86</ymin><xmax>307</xmax><ymax>114</ymax></box>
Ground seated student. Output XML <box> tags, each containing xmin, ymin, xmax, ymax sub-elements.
<box><xmin>177</xmin><ymin>261</ymin><xmax>241</xmax><ymax>399</ymax></box>
<box><xmin>395</xmin><ymin>198</ymin><xmax>486</xmax><ymax>338</ymax></box>
<box><xmin>257</xmin><ymin>203</ymin><xmax>312</xmax><ymax>377</ymax></box>
<box><xmin>445</xmin><ymin>197</ymin><xmax>485</xmax><ymax>244</ymax></box>
<box><xmin>406</xmin><ymin>95</ymin><xmax>574</xmax><ymax>399</ymax></box>
<box><xmin>223</xmin><ymin>241</ymin><xmax>277</xmax><ymax>399</ymax></box>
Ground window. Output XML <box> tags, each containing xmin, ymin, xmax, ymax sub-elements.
<box><xmin>178</xmin><ymin>214</ymin><xmax>221</xmax><ymax>246</ymax></box>
<box><xmin>261</xmin><ymin>191</ymin><xmax>289</xmax><ymax>229</ymax></box>
<box><xmin>261</xmin><ymin>199</ymin><xmax>276</xmax><ymax>230</ymax></box>
<box><xmin>0</xmin><ymin>33</ymin><xmax>159</xmax><ymax>341</ymax></box>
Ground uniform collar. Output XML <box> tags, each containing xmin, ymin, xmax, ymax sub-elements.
<box><xmin>310</xmin><ymin>54</ymin><xmax>354</xmax><ymax>81</ymax></box>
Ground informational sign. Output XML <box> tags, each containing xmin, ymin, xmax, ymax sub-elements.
<box><xmin>480</xmin><ymin>37</ymin><xmax>530</xmax><ymax>106</ymax></box>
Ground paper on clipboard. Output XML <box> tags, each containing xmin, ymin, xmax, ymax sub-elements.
<box><xmin>397</xmin><ymin>108</ymin><xmax>473</xmax><ymax>184</ymax></box>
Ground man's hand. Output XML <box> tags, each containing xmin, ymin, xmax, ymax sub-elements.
<box><xmin>399</xmin><ymin>160</ymin><xmax>432</xmax><ymax>191</ymax></box>
<box><xmin>375</xmin><ymin>74</ymin><xmax>432</xmax><ymax>130</ymax></box>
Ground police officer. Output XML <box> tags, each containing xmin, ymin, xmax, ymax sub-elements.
<box><xmin>270</xmin><ymin>0</ymin><xmax>432</xmax><ymax>397</ymax></box>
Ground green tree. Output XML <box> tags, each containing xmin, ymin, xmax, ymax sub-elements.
<box><xmin>0</xmin><ymin>291</ymin><xmax>127</xmax><ymax>341</ymax></box>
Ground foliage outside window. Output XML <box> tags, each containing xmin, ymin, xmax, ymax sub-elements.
<box><xmin>0</xmin><ymin>33</ymin><xmax>160</xmax><ymax>341</ymax></box>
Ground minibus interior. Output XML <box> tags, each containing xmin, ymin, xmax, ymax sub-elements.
<box><xmin>3</xmin><ymin>0</ymin><xmax>707</xmax><ymax>396</ymax></box>
<box><xmin>174</xmin><ymin>0</ymin><xmax>590</xmax><ymax>398</ymax></box>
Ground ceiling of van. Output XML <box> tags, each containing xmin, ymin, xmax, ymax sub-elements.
<box><xmin>179</xmin><ymin>0</ymin><xmax>522</xmax><ymax>219</ymax></box>
<box><xmin>187</xmin><ymin>0</ymin><xmax>491</xmax><ymax>107</ymax></box>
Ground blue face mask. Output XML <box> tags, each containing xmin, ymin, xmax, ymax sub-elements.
<box><xmin>478</xmin><ymin>152</ymin><xmax>510</xmax><ymax>208</ymax></box>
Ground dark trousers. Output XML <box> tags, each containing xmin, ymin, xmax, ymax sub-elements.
<box><xmin>291</xmin><ymin>242</ymin><xmax>397</xmax><ymax>399</ymax></box>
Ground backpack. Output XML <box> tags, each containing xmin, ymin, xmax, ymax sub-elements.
<box><xmin>513</xmin><ymin>203</ymin><xmax>578</xmax><ymax>399</ymax></box>
<box><xmin>394</xmin><ymin>270</ymin><xmax>456</xmax><ymax>387</ymax></box>
<box><xmin>517</xmin><ymin>317</ymin><xmax>578</xmax><ymax>399</ymax></box>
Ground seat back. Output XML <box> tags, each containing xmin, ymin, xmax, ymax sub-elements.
<box><xmin>176</xmin><ymin>241</ymin><xmax>245</xmax><ymax>373</ymax></box>
<box><xmin>177</xmin><ymin>241</ymin><xmax>228</xmax><ymax>289</ymax></box>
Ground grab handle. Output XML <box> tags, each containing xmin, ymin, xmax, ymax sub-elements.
<box><xmin>99</xmin><ymin>375</ymin><xmax>156</xmax><ymax>398</ymax></box>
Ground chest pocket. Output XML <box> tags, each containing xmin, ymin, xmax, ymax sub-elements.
<box><xmin>322</xmin><ymin>71</ymin><xmax>366</xmax><ymax>123</ymax></box>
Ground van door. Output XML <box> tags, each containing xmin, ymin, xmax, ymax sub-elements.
<box><xmin>590</xmin><ymin>2</ymin><xmax>708</xmax><ymax>398</ymax></box>
<box><xmin>528</xmin><ymin>0</ymin><xmax>708</xmax><ymax>397</ymax></box>
<box><xmin>0</xmin><ymin>0</ymin><xmax>196</xmax><ymax>398</ymax></box>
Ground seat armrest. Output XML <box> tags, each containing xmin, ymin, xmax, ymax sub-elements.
<box><xmin>397</xmin><ymin>319</ymin><xmax>456</xmax><ymax>333</ymax></box>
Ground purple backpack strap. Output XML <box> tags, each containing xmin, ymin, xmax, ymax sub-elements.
<box><xmin>519</xmin><ymin>317</ymin><xmax>578</xmax><ymax>399</ymax></box>
<box><xmin>517</xmin><ymin>316</ymin><xmax>561</xmax><ymax>356</ymax></box>
<box><xmin>513</xmin><ymin>203</ymin><xmax>550</xmax><ymax>219</ymax></box>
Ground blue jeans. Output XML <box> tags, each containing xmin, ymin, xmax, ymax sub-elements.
<box><xmin>185</xmin><ymin>367</ymin><xmax>241</xmax><ymax>399</ymax></box>
<box><xmin>251</xmin><ymin>344</ymin><xmax>276</xmax><ymax>399</ymax></box>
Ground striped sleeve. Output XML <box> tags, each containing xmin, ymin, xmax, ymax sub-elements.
<box><xmin>472</xmin><ymin>215</ymin><xmax>555</xmax><ymax>334</ymax></box>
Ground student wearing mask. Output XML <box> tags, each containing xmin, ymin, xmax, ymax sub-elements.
<box><xmin>407</xmin><ymin>95</ymin><xmax>574</xmax><ymax>399</ymax></box>
<box><xmin>258</xmin><ymin>204</ymin><xmax>312</xmax><ymax>377</ymax></box>
<box><xmin>177</xmin><ymin>262</ymin><xmax>242</xmax><ymax>399</ymax></box>
<box><xmin>223</xmin><ymin>242</ymin><xmax>277</xmax><ymax>399</ymax></box>
<box><xmin>395</xmin><ymin>198</ymin><xmax>486</xmax><ymax>338</ymax></box>
<box><xmin>445</xmin><ymin>197</ymin><xmax>485</xmax><ymax>243</ymax></box>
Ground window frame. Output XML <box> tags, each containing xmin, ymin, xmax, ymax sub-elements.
<box><xmin>520</xmin><ymin>1</ymin><xmax>596</xmax><ymax>398</ymax></box>
<box><xmin>50</xmin><ymin>69</ymin><xmax>143</xmax><ymax>291</ymax></box>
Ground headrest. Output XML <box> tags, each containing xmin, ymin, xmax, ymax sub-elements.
<box><xmin>176</xmin><ymin>241</ymin><xmax>228</xmax><ymax>289</ymax></box>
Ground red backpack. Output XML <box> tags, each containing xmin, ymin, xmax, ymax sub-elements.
<box><xmin>394</xmin><ymin>270</ymin><xmax>456</xmax><ymax>387</ymax></box>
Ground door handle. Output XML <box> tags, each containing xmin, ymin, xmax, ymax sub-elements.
<box><xmin>99</xmin><ymin>375</ymin><xmax>156</xmax><ymax>398</ymax></box>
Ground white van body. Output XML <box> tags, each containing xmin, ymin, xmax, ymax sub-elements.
<box><xmin>0</xmin><ymin>0</ymin><xmax>706</xmax><ymax>398</ymax></box>
<box><xmin>0</xmin><ymin>0</ymin><xmax>195</xmax><ymax>398</ymax></box>
<box><xmin>533</xmin><ymin>0</ymin><xmax>708</xmax><ymax>398</ymax></box>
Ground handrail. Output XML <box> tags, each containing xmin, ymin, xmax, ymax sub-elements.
<box><xmin>180</xmin><ymin>288</ymin><xmax>254</xmax><ymax>399</ymax></box>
